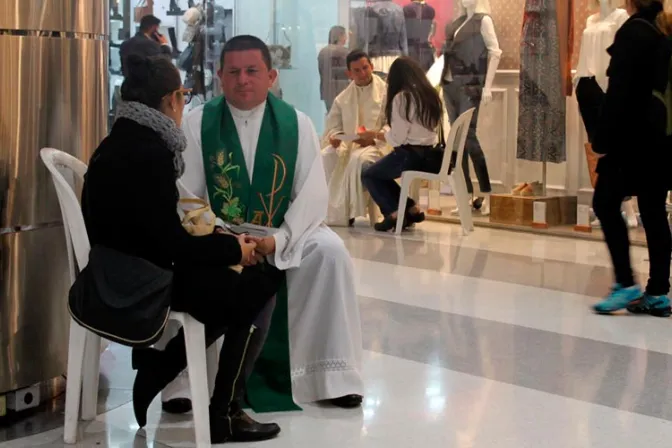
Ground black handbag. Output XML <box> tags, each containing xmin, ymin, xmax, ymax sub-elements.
<box><xmin>68</xmin><ymin>245</ymin><xmax>173</xmax><ymax>348</ymax></box>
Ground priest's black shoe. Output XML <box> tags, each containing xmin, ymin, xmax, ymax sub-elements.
<box><xmin>161</xmin><ymin>398</ymin><xmax>192</xmax><ymax>414</ymax></box>
<box><xmin>210</xmin><ymin>406</ymin><xmax>281</xmax><ymax>443</ymax></box>
<box><xmin>330</xmin><ymin>394</ymin><xmax>363</xmax><ymax>408</ymax></box>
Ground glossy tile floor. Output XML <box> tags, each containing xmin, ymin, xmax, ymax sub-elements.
<box><xmin>4</xmin><ymin>221</ymin><xmax>672</xmax><ymax>447</ymax></box>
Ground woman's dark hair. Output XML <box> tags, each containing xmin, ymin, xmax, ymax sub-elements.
<box><xmin>385</xmin><ymin>57</ymin><xmax>442</xmax><ymax>131</ymax></box>
<box><xmin>120</xmin><ymin>54</ymin><xmax>181</xmax><ymax>109</ymax></box>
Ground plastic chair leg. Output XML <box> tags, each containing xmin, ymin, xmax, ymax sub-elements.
<box><xmin>206</xmin><ymin>341</ymin><xmax>219</xmax><ymax>398</ymax></box>
<box><xmin>451</xmin><ymin>175</ymin><xmax>474</xmax><ymax>235</ymax></box>
<box><xmin>80</xmin><ymin>333</ymin><xmax>101</xmax><ymax>421</ymax></box>
<box><xmin>182</xmin><ymin>315</ymin><xmax>212</xmax><ymax>447</ymax></box>
<box><xmin>395</xmin><ymin>174</ymin><xmax>414</xmax><ymax>235</ymax></box>
<box><xmin>63</xmin><ymin>320</ymin><xmax>88</xmax><ymax>444</ymax></box>
<box><xmin>367</xmin><ymin>201</ymin><xmax>379</xmax><ymax>227</ymax></box>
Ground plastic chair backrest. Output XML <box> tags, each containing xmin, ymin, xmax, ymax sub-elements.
<box><xmin>439</xmin><ymin>108</ymin><xmax>476</xmax><ymax>179</ymax></box>
<box><xmin>40</xmin><ymin>148</ymin><xmax>90</xmax><ymax>284</ymax></box>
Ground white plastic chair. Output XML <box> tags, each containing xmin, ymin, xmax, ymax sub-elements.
<box><xmin>40</xmin><ymin>148</ymin><xmax>216</xmax><ymax>447</ymax></box>
<box><xmin>394</xmin><ymin>108</ymin><xmax>476</xmax><ymax>235</ymax></box>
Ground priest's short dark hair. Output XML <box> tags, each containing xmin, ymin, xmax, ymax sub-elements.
<box><xmin>219</xmin><ymin>35</ymin><xmax>272</xmax><ymax>70</ymax></box>
<box><xmin>346</xmin><ymin>50</ymin><xmax>371</xmax><ymax>70</ymax></box>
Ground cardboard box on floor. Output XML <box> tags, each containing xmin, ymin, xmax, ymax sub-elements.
<box><xmin>489</xmin><ymin>194</ymin><xmax>578</xmax><ymax>227</ymax></box>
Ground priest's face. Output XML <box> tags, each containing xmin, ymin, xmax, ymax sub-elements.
<box><xmin>218</xmin><ymin>49</ymin><xmax>278</xmax><ymax>110</ymax></box>
<box><xmin>347</xmin><ymin>57</ymin><xmax>374</xmax><ymax>87</ymax></box>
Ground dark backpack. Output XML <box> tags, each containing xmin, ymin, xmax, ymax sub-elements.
<box><xmin>635</xmin><ymin>19</ymin><xmax>672</xmax><ymax>136</ymax></box>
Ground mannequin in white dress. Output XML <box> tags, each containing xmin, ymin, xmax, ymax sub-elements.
<box><xmin>574</xmin><ymin>0</ymin><xmax>637</xmax><ymax>228</ymax></box>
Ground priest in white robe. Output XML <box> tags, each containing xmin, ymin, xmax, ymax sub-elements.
<box><xmin>164</xmin><ymin>35</ymin><xmax>364</xmax><ymax>410</ymax></box>
<box><xmin>322</xmin><ymin>50</ymin><xmax>390</xmax><ymax>226</ymax></box>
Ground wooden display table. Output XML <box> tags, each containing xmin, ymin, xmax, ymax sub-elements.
<box><xmin>490</xmin><ymin>194</ymin><xmax>578</xmax><ymax>227</ymax></box>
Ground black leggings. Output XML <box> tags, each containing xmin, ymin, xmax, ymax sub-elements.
<box><xmin>593</xmin><ymin>171</ymin><xmax>671</xmax><ymax>296</ymax></box>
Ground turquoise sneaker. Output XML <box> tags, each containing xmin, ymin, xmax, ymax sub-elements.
<box><xmin>593</xmin><ymin>284</ymin><xmax>642</xmax><ymax>314</ymax></box>
<box><xmin>626</xmin><ymin>294</ymin><xmax>672</xmax><ymax>318</ymax></box>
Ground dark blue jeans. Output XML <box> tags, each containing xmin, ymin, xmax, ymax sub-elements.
<box><xmin>361</xmin><ymin>145</ymin><xmax>442</xmax><ymax>217</ymax></box>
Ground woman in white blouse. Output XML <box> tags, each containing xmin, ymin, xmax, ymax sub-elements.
<box><xmin>360</xmin><ymin>56</ymin><xmax>443</xmax><ymax>232</ymax></box>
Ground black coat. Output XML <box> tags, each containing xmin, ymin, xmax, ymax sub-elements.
<box><xmin>593</xmin><ymin>6</ymin><xmax>671</xmax><ymax>191</ymax></box>
<box><xmin>82</xmin><ymin>118</ymin><xmax>282</xmax><ymax>326</ymax></box>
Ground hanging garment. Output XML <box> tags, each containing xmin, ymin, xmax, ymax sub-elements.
<box><xmin>575</xmin><ymin>9</ymin><xmax>629</xmax><ymax>93</ymax></box>
<box><xmin>365</xmin><ymin>0</ymin><xmax>408</xmax><ymax>58</ymax></box>
<box><xmin>517</xmin><ymin>0</ymin><xmax>566</xmax><ymax>164</ymax></box>
<box><xmin>403</xmin><ymin>1</ymin><xmax>437</xmax><ymax>71</ymax></box>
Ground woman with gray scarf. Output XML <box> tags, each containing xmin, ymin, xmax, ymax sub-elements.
<box><xmin>81</xmin><ymin>54</ymin><xmax>282</xmax><ymax>443</ymax></box>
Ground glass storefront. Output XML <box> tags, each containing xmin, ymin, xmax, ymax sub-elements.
<box><xmin>107</xmin><ymin>0</ymin><xmax>636</xmax><ymax>239</ymax></box>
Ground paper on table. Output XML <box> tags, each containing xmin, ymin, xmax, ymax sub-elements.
<box><xmin>332</xmin><ymin>132</ymin><xmax>360</xmax><ymax>142</ymax></box>
<box><xmin>427</xmin><ymin>55</ymin><xmax>445</xmax><ymax>88</ymax></box>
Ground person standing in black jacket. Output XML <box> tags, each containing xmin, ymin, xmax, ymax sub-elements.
<box><xmin>119</xmin><ymin>15</ymin><xmax>173</xmax><ymax>77</ymax></box>
<box><xmin>82</xmin><ymin>54</ymin><xmax>282</xmax><ymax>443</ymax></box>
<box><xmin>591</xmin><ymin>0</ymin><xmax>672</xmax><ymax>317</ymax></box>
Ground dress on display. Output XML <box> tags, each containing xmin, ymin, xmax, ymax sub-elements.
<box><xmin>403</xmin><ymin>1</ymin><xmax>436</xmax><ymax>71</ymax></box>
<box><xmin>516</xmin><ymin>0</ymin><xmax>567</xmax><ymax>164</ymax></box>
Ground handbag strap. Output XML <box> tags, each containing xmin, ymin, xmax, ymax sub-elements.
<box><xmin>179</xmin><ymin>198</ymin><xmax>211</xmax><ymax>224</ymax></box>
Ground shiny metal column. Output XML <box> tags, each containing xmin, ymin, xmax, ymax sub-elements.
<box><xmin>0</xmin><ymin>0</ymin><xmax>108</xmax><ymax>394</ymax></box>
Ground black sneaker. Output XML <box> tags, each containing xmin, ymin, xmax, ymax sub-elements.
<box><xmin>626</xmin><ymin>294</ymin><xmax>672</xmax><ymax>317</ymax></box>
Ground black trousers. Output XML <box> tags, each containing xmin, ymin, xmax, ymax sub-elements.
<box><xmin>575</xmin><ymin>77</ymin><xmax>604</xmax><ymax>143</ymax></box>
<box><xmin>443</xmin><ymin>80</ymin><xmax>492</xmax><ymax>194</ymax></box>
<box><xmin>593</xmin><ymin>171</ymin><xmax>671</xmax><ymax>296</ymax></box>
<box><xmin>144</xmin><ymin>263</ymin><xmax>282</xmax><ymax>411</ymax></box>
<box><xmin>361</xmin><ymin>145</ymin><xmax>443</xmax><ymax>217</ymax></box>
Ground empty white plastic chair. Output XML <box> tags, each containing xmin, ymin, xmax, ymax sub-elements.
<box><xmin>40</xmin><ymin>148</ymin><xmax>216</xmax><ymax>447</ymax></box>
<box><xmin>394</xmin><ymin>108</ymin><xmax>476</xmax><ymax>235</ymax></box>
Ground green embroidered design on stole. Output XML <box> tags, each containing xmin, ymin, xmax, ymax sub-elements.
<box><xmin>201</xmin><ymin>93</ymin><xmax>301</xmax><ymax>412</ymax></box>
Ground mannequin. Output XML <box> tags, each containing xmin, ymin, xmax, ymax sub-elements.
<box><xmin>440</xmin><ymin>0</ymin><xmax>500</xmax><ymax>215</ymax></box>
<box><xmin>574</xmin><ymin>0</ymin><xmax>636</xmax><ymax>227</ymax></box>
<box><xmin>403</xmin><ymin>0</ymin><xmax>437</xmax><ymax>71</ymax></box>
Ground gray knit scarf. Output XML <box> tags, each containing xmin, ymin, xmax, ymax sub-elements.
<box><xmin>115</xmin><ymin>101</ymin><xmax>187</xmax><ymax>178</ymax></box>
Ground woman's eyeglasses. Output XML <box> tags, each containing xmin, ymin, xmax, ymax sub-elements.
<box><xmin>179</xmin><ymin>88</ymin><xmax>193</xmax><ymax>105</ymax></box>
<box><xmin>172</xmin><ymin>88</ymin><xmax>193</xmax><ymax>105</ymax></box>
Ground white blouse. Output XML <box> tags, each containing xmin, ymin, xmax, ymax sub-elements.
<box><xmin>384</xmin><ymin>92</ymin><xmax>439</xmax><ymax>148</ymax></box>
<box><xmin>575</xmin><ymin>8</ymin><xmax>629</xmax><ymax>91</ymax></box>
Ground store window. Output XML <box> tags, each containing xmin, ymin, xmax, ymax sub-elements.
<box><xmin>340</xmin><ymin>0</ymin><xmax>624</xmax><ymax>235</ymax></box>
<box><xmin>108</xmin><ymin>1</ymin><xmax>629</xmax><ymax>235</ymax></box>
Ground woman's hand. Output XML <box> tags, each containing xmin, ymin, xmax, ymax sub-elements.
<box><xmin>237</xmin><ymin>234</ymin><xmax>257</xmax><ymax>265</ymax></box>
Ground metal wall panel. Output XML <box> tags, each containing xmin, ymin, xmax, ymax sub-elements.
<box><xmin>0</xmin><ymin>0</ymin><xmax>108</xmax><ymax>393</ymax></box>
<box><xmin>0</xmin><ymin>0</ymin><xmax>108</xmax><ymax>35</ymax></box>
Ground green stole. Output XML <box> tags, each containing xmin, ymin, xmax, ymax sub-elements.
<box><xmin>201</xmin><ymin>93</ymin><xmax>301</xmax><ymax>413</ymax></box>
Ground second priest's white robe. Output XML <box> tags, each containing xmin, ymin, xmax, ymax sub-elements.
<box><xmin>322</xmin><ymin>75</ymin><xmax>389</xmax><ymax>226</ymax></box>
